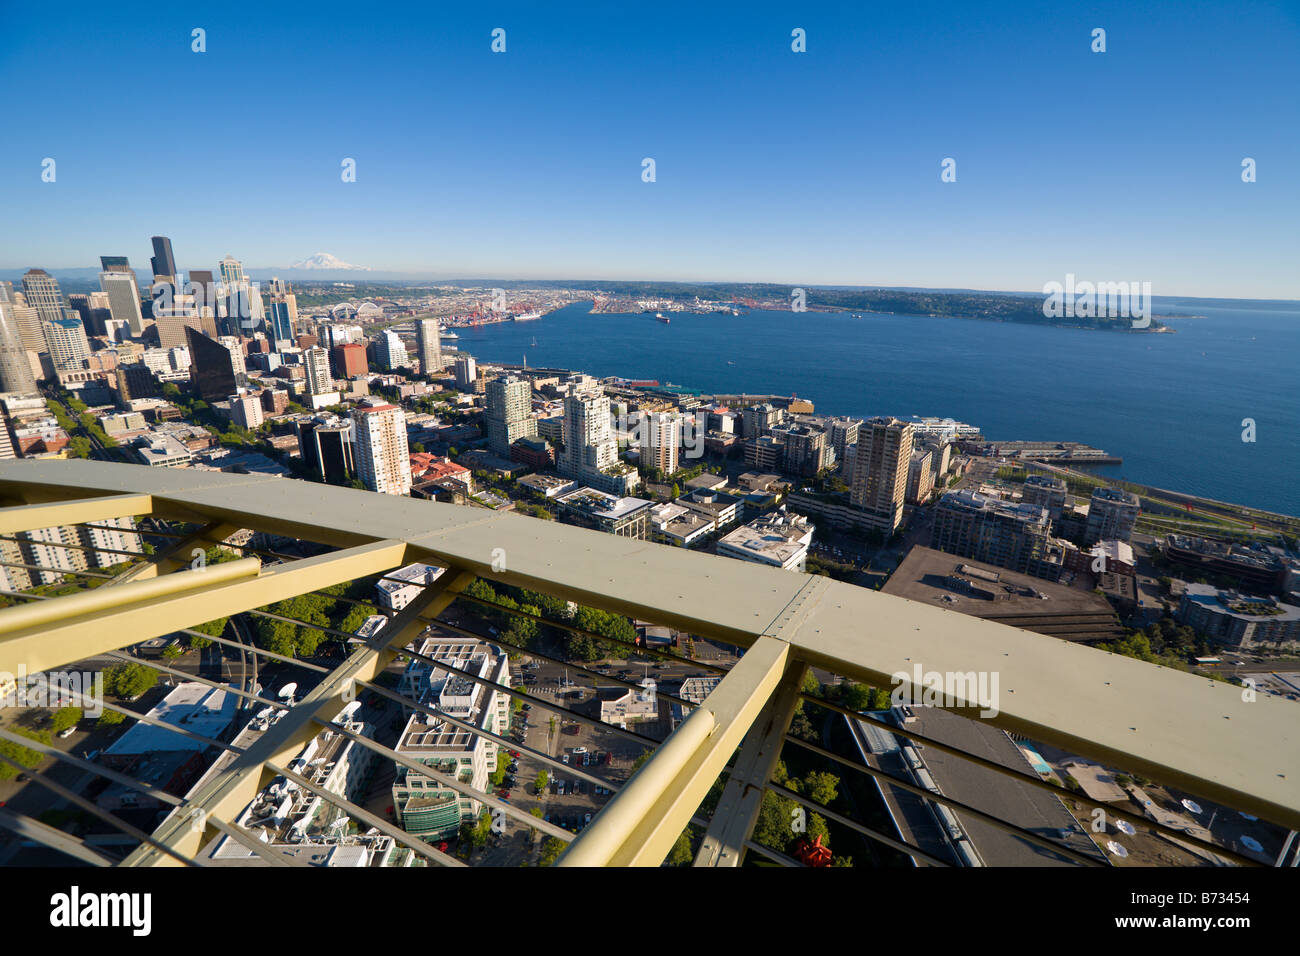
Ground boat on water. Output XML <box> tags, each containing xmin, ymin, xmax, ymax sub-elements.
<box><xmin>513</xmin><ymin>311</ymin><xmax>543</xmax><ymax>322</ymax></box>
<box><xmin>656</xmin><ymin>312</ymin><xmax>670</xmax><ymax>323</ymax></box>
<box><xmin>440</xmin><ymin>328</ymin><xmax>459</xmax><ymax>339</ymax></box>
<box><xmin>530</xmin><ymin>337</ymin><xmax>537</xmax><ymax>347</ymax></box>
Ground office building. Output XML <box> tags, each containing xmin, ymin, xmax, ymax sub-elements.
<box><xmin>20</xmin><ymin>269</ymin><xmax>67</xmax><ymax>327</ymax></box>
<box><xmin>485</xmin><ymin>374</ymin><xmax>536</xmax><ymax>458</ymax></box>
<box><xmin>99</xmin><ymin>264</ymin><xmax>145</xmax><ymax>337</ymax></box>
<box><xmin>114</xmin><ymin>363</ymin><xmax>158</xmax><ymax>404</ymax></box>
<box><xmin>414</xmin><ymin>317</ymin><xmax>442</xmax><ymax>374</ymax></box>
<box><xmin>742</xmin><ymin>402</ymin><xmax>784</xmax><ymax>438</ymax></box>
<box><xmin>150</xmin><ymin>236</ymin><xmax>178</xmax><ymax>283</ymax></box>
<box><xmin>717</xmin><ymin>509</ymin><xmax>815</xmax><ymax>571</ymax></box>
<box><xmin>1176</xmin><ymin>585</ymin><xmax>1300</xmax><ymax>651</ymax></box>
<box><xmin>0</xmin><ymin>302</ymin><xmax>38</xmax><ymax>393</ymax></box>
<box><xmin>186</xmin><ymin>328</ymin><xmax>240</xmax><ymax>402</ymax></box>
<box><xmin>375</xmin><ymin>330</ymin><xmax>407</xmax><ymax>371</ymax></box>
<box><xmin>375</xmin><ymin>563</ymin><xmax>446</xmax><ymax>612</ymax></box>
<box><xmin>555</xmin><ymin>486</ymin><xmax>652</xmax><ymax>538</ymax></box>
<box><xmin>1085</xmin><ymin>487</ymin><xmax>1140</xmax><ymax>545</ymax></box>
<box><xmin>332</xmin><ymin>342</ymin><xmax>367</xmax><ymax>380</ymax></box>
<box><xmin>297</xmin><ymin>415</ymin><xmax>354</xmax><ymax>484</ymax></box>
<box><xmin>392</xmin><ymin>636</ymin><xmax>511</xmax><ymax>838</ymax></box>
<box><xmin>352</xmin><ymin>399</ymin><xmax>411</xmax><ymax>495</ymax></box>
<box><xmin>849</xmin><ymin>416</ymin><xmax>914</xmax><ymax>534</ymax></box>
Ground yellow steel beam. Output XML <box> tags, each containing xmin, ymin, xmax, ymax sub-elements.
<box><xmin>558</xmin><ymin>636</ymin><xmax>791</xmax><ymax>867</ymax></box>
<box><xmin>0</xmin><ymin>493</ymin><xmax>154</xmax><ymax>535</ymax></box>
<box><xmin>108</xmin><ymin>520</ymin><xmax>243</xmax><ymax>584</ymax></box>
<box><xmin>124</xmin><ymin>568</ymin><xmax>474</xmax><ymax>866</ymax></box>
<box><xmin>0</xmin><ymin>540</ymin><xmax>408</xmax><ymax>675</ymax></box>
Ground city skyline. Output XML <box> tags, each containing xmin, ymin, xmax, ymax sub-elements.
<box><xmin>2</xmin><ymin>1</ymin><xmax>1297</xmax><ymax>299</ymax></box>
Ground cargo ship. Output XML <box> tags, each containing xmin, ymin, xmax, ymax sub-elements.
<box><xmin>656</xmin><ymin>312</ymin><xmax>670</xmax><ymax>323</ymax></box>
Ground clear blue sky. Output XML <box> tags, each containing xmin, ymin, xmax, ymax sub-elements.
<box><xmin>1</xmin><ymin>0</ymin><xmax>1297</xmax><ymax>298</ymax></box>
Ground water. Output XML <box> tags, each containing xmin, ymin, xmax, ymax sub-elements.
<box><xmin>452</xmin><ymin>300</ymin><xmax>1300</xmax><ymax>516</ymax></box>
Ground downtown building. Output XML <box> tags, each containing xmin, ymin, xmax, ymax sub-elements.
<box><xmin>296</xmin><ymin>415</ymin><xmax>354</xmax><ymax>484</ymax></box>
<box><xmin>414</xmin><ymin>317</ymin><xmax>442</xmax><ymax>374</ymax></box>
<box><xmin>848</xmin><ymin>416</ymin><xmax>914</xmax><ymax>534</ymax></box>
<box><xmin>485</xmin><ymin>374</ymin><xmax>537</xmax><ymax>458</ymax></box>
<box><xmin>930</xmin><ymin>490</ymin><xmax>1060</xmax><ymax>580</ymax></box>
<box><xmin>98</xmin><ymin>258</ymin><xmax>145</xmax><ymax>337</ymax></box>
<box><xmin>559</xmin><ymin>390</ymin><xmax>640</xmax><ymax>496</ymax></box>
<box><xmin>1084</xmin><ymin>487</ymin><xmax>1141</xmax><ymax>545</ymax></box>
<box><xmin>392</xmin><ymin>636</ymin><xmax>511</xmax><ymax>839</ymax></box>
<box><xmin>352</xmin><ymin>399</ymin><xmax>411</xmax><ymax>495</ymax></box>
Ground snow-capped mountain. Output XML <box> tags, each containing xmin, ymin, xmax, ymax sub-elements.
<box><xmin>288</xmin><ymin>253</ymin><xmax>370</xmax><ymax>271</ymax></box>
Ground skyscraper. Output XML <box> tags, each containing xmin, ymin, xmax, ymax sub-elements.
<box><xmin>454</xmin><ymin>354</ymin><xmax>477</xmax><ymax>391</ymax></box>
<box><xmin>42</xmin><ymin>317</ymin><xmax>91</xmax><ymax>371</ymax></box>
<box><xmin>352</xmin><ymin>399</ymin><xmax>411</xmax><ymax>496</ymax></box>
<box><xmin>268</xmin><ymin>301</ymin><xmax>294</xmax><ymax>343</ymax></box>
<box><xmin>186</xmin><ymin>327</ymin><xmax>239</xmax><ymax>402</ymax></box>
<box><xmin>1084</xmin><ymin>487</ymin><xmax>1141</xmax><ymax>545</ymax></box>
<box><xmin>304</xmin><ymin>346</ymin><xmax>334</xmax><ymax>396</ymax></box>
<box><xmin>849</xmin><ymin>416</ymin><xmax>914</xmax><ymax>533</ymax></box>
<box><xmin>377</xmin><ymin>330</ymin><xmax>407</xmax><ymax>370</ymax></box>
<box><xmin>218</xmin><ymin>255</ymin><xmax>245</xmax><ymax>286</ymax></box>
<box><xmin>99</xmin><ymin>265</ymin><xmax>145</xmax><ymax>337</ymax></box>
<box><xmin>150</xmin><ymin>236</ymin><xmax>178</xmax><ymax>283</ymax></box>
<box><xmin>0</xmin><ymin>302</ymin><xmax>38</xmax><ymax>394</ymax></box>
<box><xmin>485</xmin><ymin>374</ymin><xmax>536</xmax><ymax>457</ymax></box>
<box><xmin>297</xmin><ymin>416</ymin><xmax>354</xmax><ymax>484</ymax></box>
<box><xmin>20</xmin><ymin>269</ymin><xmax>66</xmax><ymax>327</ymax></box>
<box><xmin>415</xmin><ymin>318</ymin><xmax>442</xmax><ymax>375</ymax></box>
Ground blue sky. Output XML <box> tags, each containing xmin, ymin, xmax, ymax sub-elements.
<box><xmin>1</xmin><ymin>0</ymin><xmax>1297</xmax><ymax>298</ymax></box>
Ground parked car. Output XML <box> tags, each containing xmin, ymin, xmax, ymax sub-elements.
<box><xmin>58</xmin><ymin>726</ymin><xmax>76</xmax><ymax>739</ymax></box>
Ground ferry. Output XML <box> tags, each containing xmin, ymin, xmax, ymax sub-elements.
<box><xmin>513</xmin><ymin>311</ymin><xmax>544</xmax><ymax>322</ymax></box>
<box><xmin>439</xmin><ymin>327</ymin><xmax>459</xmax><ymax>340</ymax></box>
<box><xmin>655</xmin><ymin>312</ymin><xmax>670</xmax><ymax>323</ymax></box>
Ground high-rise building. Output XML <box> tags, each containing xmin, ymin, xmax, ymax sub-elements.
<box><xmin>267</xmin><ymin>301</ymin><xmax>294</xmax><ymax>344</ymax></box>
<box><xmin>150</xmin><ymin>236</ymin><xmax>178</xmax><ymax>283</ymax></box>
<box><xmin>297</xmin><ymin>415</ymin><xmax>355</xmax><ymax>484</ymax></box>
<box><xmin>0</xmin><ymin>302</ymin><xmax>38</xmax><ymax>394</ymax></box>
<box><xmin>20</xmin><ymin>269</ymin><xmax>66</xmax><ymax>327</ymax></box>
<box><xmin>218</xmin><ymin>255</ymin><xmax>245</xmax><ymax>286</ymax></box>
<box><xmin>742</xmin><ymin>402</ymin><xmax>784</xmax><ymax>438</ymax></box>
<box><xmin>9</xmin><ymin>304</ymin><xmax>44</xmax><ymax>356</ymax></box>
<box><xmin>485</xmin><ymin>374</ymin><xmax>536</xmax><ymax>457</ymax></box>
<box><xmin>1022</xmin><ymin>474</ymin><xmax>1067</xmax><ymax>520</ymax></box>
<box><xmin>377</xmin><ymin>330</ymin><xmax>407</xmax><ymax>371</ymax></box>
<box><xmin>849</xmin><ymin>416</ymin><xmax>914</xmax><ymax>534</ymax></box>
<box><xmin>414</xmin><ymin>318</ymin><xmax>442</xmax><ymax>375</ymax></box>
<box><xmin>352</xmin><ymin>399</ymin><xmax>411</xmax><ymax>496</ymax></box>
<box><xmin>331</xmin><ymin>342</ymin><xmax>367</xmax><ymax>380</ymax></box>
<box><xmin>1085</xmin><ymin>487</ymin><xmax>1141</xmax><ymax>545</ymax></box>
<box><xmin>930</xmin><ymin>490</ymin><xmax>1057</xmax><ymax>579</ymax></box>
<box><xmin>42</xmin><ymin>317</ymin><xmax>91</xmax><ymax>371</ymax></box>
<box><xmin>155</xmin><ymin>311</ymin><xmax>216</xmax><ymax>351</ymax></box>
<box><xmin>304</xmin><ymin>346</ymin><xmax>334</xmax><ymax>396</ymax></box>
<box><xmin>640</xmin><ymin>411</ymin><xmax>681</xmax><ymax>475</ymax></box>
<box><xmin>453</xmin><ymin>354</ymin><xmax>476</xmax><ymax>391</ymax></box>
<box><xmin>114</xmin><ymin>363</ymin><xmax>158</xmax><ymax>405</ymax></box>
<box><xmin>906</xmin><ymin>448</ymin><xmax>935</xmax><ymax>505</ymax></box>
<box><xmin>98</xmin><ymin>269</ymin><xmax>146</xmax><ymax>340</ymax></box>
<box><xmin>559</xmin><ymin>390</ymin><xmax>640</xmax><ymax>495</ymax></box>
<box><xmin>230</xmin><ymin>391</ymin><xmax>264</xmax><ymax>430</ymax></box>
<box><xmin>186</xmin><ymin>328</ymin><xmax>240</xmax><ymax>402</ymax></box>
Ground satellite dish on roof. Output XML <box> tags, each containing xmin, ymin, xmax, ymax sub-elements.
<box><xmin>278</xmin><ymin>682</ymin><xmax>298</xmax><ymax>700</ymax></box>
<box><xmin>1115</xmin><ymin>820</ymin><xmax>1136</xmax><ymax>836</ymax></box>
<box><xmin>1181</xmin><ymin>799</ymin><xmax>1203</xmax><ymax>815</ymax></box>
<box><xmin>1105</xmin><ymin>841</ymin><xmax>1128</xmax><ymax>858</ymax></box>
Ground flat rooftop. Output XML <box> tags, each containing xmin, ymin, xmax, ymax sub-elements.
<box><xmin>884</xmin><ymin>546</ymin><xmax>1123</xmax><ymax>644</ymax></box>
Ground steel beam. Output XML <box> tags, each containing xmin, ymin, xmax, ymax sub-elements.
<box><xmin>121</xmin><ymin>568</ymin><xmax>472</xmax><ymax>867</ymax></box>
<box><xmin>0</xmin><ymin>493</ymin><xmax>152</xmax><ymax>536</ymax></box>
<box><xmin>559</xmin><ymin>636</ymin><xmax>791</xmax><ymax>867</ymax></box>
<box><xmin>694</xmin><ymin>657</ymin><xmax>807</xmax><ymax>867</ymax></box>
<box><xmin>0</xmin><ymin>540</ymin><xmax>406</xmax><ymax>675</ymax></box>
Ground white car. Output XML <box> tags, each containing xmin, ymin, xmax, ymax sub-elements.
<box><xmin>58</xmin><ymin>726</ymin><xmax>76</xmax><ymax>739</ymax></box>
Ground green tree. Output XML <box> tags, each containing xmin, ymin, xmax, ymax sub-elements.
<box><xmin>667</xmin><ymin>828</ymin><xmax>694</xmax><ymax>866</ymax></box>
<box><xmin>97</xmin><ymin>709</ymin><xmax>126</xmax><ymax>727</ymax></box>
<box><xmin>0</xmin><ymin>728</ymin><xmax>47</xmax><ymax>780</ymax></box>
<box><xmin>539</xmin><ymin>837</ymin><xmax>566</xmax><ymax>866</ymax></box>
<box><xmin>103</xmin><ymin>661</ymin><xmax>158</xmax><ymax>700</ymax></box>
<box><xmin>534</xmin><ymin>770</ymin><xmax>549</xmax><ymax>793</ymax></box>
<box><xmin>50</xmin><ymin>706</ymin><xmax>82</xmax><ymax>734</ymax></box>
